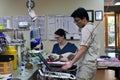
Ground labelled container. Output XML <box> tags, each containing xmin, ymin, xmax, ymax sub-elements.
<box><xmin>0</xmin><ymin>55</ymin><xmax>14</xmax><ymax>74</ymax></box>
<box><xmin>3</xmin><ymin>46</ymin><xmax>17</xmax><ymax>70</ymax></box>
<box><xmin>0</xmin><ymin>61</ymin><xmax>13</xmax><ymax>74</ymax></box>
<box><xmin>20</xmin><ymin>62</ymin><xmax>25</xmax><ymax>76</ymax></box>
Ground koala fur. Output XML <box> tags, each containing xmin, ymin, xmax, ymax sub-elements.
<box><xmin>49</xmin><ymin>52</ymin><xmax>75</xmax><ymax>62</ymax></box>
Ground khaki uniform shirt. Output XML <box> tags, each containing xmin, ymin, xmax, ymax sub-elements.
<box><xmin>77</xmin><ymin>22</ymin><xmax>99</xmax><ymax>68</ymax></box>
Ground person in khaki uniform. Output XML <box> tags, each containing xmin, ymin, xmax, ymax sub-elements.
<box><xmin>62</xmin><ymin>7</ymin><xmax>99</xmax><ymax>80</ymax></box>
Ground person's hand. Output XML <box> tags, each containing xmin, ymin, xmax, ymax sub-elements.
<box><xmin>61</xmin><ymin>63</ymin><xmax>72</xmax><ymax>71</ymax></box>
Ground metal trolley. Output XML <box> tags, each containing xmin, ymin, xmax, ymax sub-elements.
<box><xmin>36</xmin><ymin>52</ymin><xmax>76</xmax><ymax>80</ymax></box>
<box><xmin>38</xmin><ymin>67</ymin><xmax>76</xmax><ymax>80</ymax></box>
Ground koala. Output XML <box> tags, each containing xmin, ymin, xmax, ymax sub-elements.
<box><xmin>48</xmin><ymin>54</ymin><xmax>60</xmax><ymax>61</ymax></box>
<box><xmin>49</xmin><ymin>52</ymin><xmax>75</xmax><ymax>62</ymax></box>
<box><xmin>60</xmin><ymin>52</ymin><xmax>75</xmax><ymax>62</ymax></box>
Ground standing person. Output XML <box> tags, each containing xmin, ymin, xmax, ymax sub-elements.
<box><xmin>52</xmin><ymin>28</ymin><xmax>78</xmax><ymax>55</ymax></box>
<box><xmin>62</xmin><ymin>7</ymin><xmax>99</xmax><ymax>80</ymax></box>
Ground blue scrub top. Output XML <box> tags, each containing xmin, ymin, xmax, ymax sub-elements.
<box><xmin>52</xmin><ymin>42</ymin><xmax>78</xmax><ymax>54</ymax></box>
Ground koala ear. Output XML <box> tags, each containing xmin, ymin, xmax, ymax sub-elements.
<box><xmin>59</xmin><ymin>55</ymin><xmax>63</xmax><ymax>58</ymax></box>
<box><xmin>58</xmin><ymin>55</ymin><xmax>62</xmax><ymax>60</ymax></box>
<box><xmin>67</xmin><ymin>54</ymin><xmax>75</xmax><ymax>60</ymax></box>
<box><xmin>48</xmin><ymin>55</ymin><xmax>54</xmax><ymax>61</ymax></box>
<box><xmin>49</xmin><ymin>54</ymin><xmax>60</xmax><ymax>61</ymax></box>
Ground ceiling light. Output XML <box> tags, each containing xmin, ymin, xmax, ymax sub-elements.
<box><xmin>115</xmin><ymin>2</ymin><xmax>120</xmax><ymax>5</ymax></box>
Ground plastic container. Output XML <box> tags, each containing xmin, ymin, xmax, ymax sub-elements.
<box><xmin>42</xmin><ymin>63</ymin><xmax>46</xmax><ymax>72</ymax></box>
<box><xmin>20</xmin><ymin>62</ymin><xmax>25</xmax><ymax>76</ymax></box>
<box><xmin>0</xmin><ymin>25</ymin><xmax>5</xmax><ymax>30</ymax></box>
<box><xmin>0</xmin><ymin>61</ymin><xmax>13</xmax><ymax>74</ymax></box>
<box><xmin>0</xmin><ymin>74</ymin><xmax>13</xmax><ymax>80</ymax></box>
<box><xmin>3</xmin><ymin>46</ymin><xmax>17</xmax><ymax>70</ymax></box>
<box><xmin>0</xmin><ymin>55</ymin><xmax>14</xmax><ymax>74</ymax></box>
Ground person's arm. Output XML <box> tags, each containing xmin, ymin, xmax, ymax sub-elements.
<box><xmin>62</xmin><ymin>45</ymin><xmax>87</xmax><ymax>70</ymax></box>
<box><xmin>52</xmin><ymin>43</ymin><xmax>59</xmax><ymax>54</ymax></box>
<box><xmin>52</xmin><ymin>44</ymin><xmax>56</xmax><ymax>53</ymax></box>
<box><xmin>72</xmin><ymin>44</ymin><xmax>78</xmax><ymax>53</ymax></box>
<box><xmin>71</xmin><ymin>45</ymin><xmax>87</xmax><ymax>65</ymax></box>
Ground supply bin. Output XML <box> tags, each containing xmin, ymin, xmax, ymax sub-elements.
<box><xmin>3</xmin><ymin>46</ymin><xmax>17</xmax><ymax>70</ymax></box>
<box><xmin>0</xmin><ymin>55</ymin><xmax>14</xmax><ymax>74</ymax></box>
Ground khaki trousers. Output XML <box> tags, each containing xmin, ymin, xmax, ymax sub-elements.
<box><xmin>76</xmin><ymin>63</ymin><xmax>97</xmax><ymax>80</ymax></box>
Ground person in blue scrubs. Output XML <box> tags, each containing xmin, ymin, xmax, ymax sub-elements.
<box><xmin>52</xmin><ymin>28</ymin><xmax>78</xmax><ymax>54</ymax></box>
<box><xmin>52</xmin><ymin>29</ymin><xmax>78</xmax><ymax>76</ymax></box>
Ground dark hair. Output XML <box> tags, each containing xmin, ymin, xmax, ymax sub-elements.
<box><xmin>54</xmin><ymin>28</ymin><xmax>66</xmax><ymax>39</ymax></box>
<box><xmin>71</xmin><ymin>7</ymin><xmax>89</xmax><ymax>21</ymax></box>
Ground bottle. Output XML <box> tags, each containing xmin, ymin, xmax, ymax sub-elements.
<box><xmin>25</xmin><ymin>60</ymin><xmax>33</xmax><ymax>70</ymax></box>
<box><xmin>40</xmin><ymin>42</ymin><xmax>43</xmax><ymax>50</ymax></box>
<box><xmin>20</xmin><ymin>62</ymin><xmax>25</xmax><ymax>76</ymax></box>
<box><xmin>3</xmin><ymin>46</ymin><xmax>17</xmax><ymax>70</ymax></box>
<box><xmin>42</xmin><ymin>63</ymin><xmax>46</xmax><ymax>72</ymax></box>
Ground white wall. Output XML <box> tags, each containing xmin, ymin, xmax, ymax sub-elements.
<box><xmin>0</xmin><ymin>0</ymin><xmax>105</xmax><ymax>55</ymax></box>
